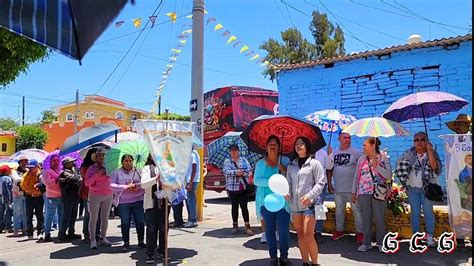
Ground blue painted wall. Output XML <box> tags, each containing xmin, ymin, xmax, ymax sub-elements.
<box><xmin>277</xmin><ymin>40</ymin><xmax>472</xmax><ymax>189</ymax></box>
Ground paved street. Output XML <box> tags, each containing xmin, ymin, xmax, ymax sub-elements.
<box><xmin>0</xmin><ymin>191</ymin><xmax>472</xmax><ymax>266</ymax></box>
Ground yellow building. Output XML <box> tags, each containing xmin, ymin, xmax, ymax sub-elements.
<box><xmin>0</xmin><ymin>131</ymin><xmax>16</xmax><ymax>158</ymax></box>
<box><xmin>52</xmin><ymin>95</ymin><xmax>149</xmax><ymax>127</ymax></box>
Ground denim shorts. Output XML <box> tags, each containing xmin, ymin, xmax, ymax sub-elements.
<box><xmin>292</xmin><ymin>206</ymin><xmax>315</xmax><ymax>216</ymax></box>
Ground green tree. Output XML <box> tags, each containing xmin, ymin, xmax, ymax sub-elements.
<box><xmin>40</xmin><ymin>110</ymin><xmax>58</xmax><ymax>125</ymax></box>
<box><xmin>0</xmin><ymin>118</ymin><xmax>18</xmax><ymax>131</ymax></box>
<box><xmin>15</xmin><ymin>125</ymin><xmax>48</xmax><ymax>150</ymax></box>
<box><xmin>151</xmin><ymin>112</ymin><xmax>190</xmax><ymax>121</ymax></box>
<box><xmin>0</xmin><ymin>28</ymin><xmax>49</xmax><ymax>87</ymax></box>
<box><xmin>260</xmin><ymin>11</ymin><xmax>345</xmax><ymax>81</ymax></box>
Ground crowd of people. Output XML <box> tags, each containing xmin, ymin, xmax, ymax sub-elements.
<box><xmin>0</xmin><ymin>145</ymin><xmax>201</xmax><ymax>264</ymax></box>
<box><xmin>221</xmin><ymin>114</ymin><xmax>471</xmax><ymax>266</ymax></box>
<box><xmin>0</xmin><ymin>114</ymin><xmax>471</xmax><ymax>266</ymax></box>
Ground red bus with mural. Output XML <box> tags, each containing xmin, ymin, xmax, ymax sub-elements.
<box><xmin>203</xmin><ymin>86</ymin><xmax>278</xmax><ymax>193</ymax></box>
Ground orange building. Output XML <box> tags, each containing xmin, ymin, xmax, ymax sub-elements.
<box><xmin>43</xmin><ymin>95</ymin><xmax>149</xmax><ymax>152</ymax></box>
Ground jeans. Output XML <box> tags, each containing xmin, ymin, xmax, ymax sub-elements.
<box><xmin>315</xmin><ymin>184</ymin><xmax>327</xmax><ymax>233</ymax></box>
<box><xmin>44</xmin><ymin>197</ymin><xmax>63</xmax><ymax>235</ymax></box>
<box><xmin>228</xmin><ymin>190</ymin><xmax>250</xmax><ymax>224</ymax></box>
<box><xmin>261</xmin><ymin>206</ymin><xmax>291</xmax><ymax>259</ymax></box>
<box><xmin>172</xmin><ymin>202</ymin><xmax>184</xmax><ymax>225</ymax></box>
<box><xmin>0</xmin><ymin>202</ymin><xmax>13</xmax><ymax>231</ymax></box>
<box><xmin>12</xmin><ymin>196</ymin><xmax>26</xmax><ymax>230</ymax></box>
<box><xmin>407</xmin><ymin>186</ymin><xmax>435</xmax><ymax>235</ymax></box>
<box><xmin>60</xmin><ymin>196</ymin><xmax>79</xmax><ymax>237</ymax></box>
<box><xmin>186</xmin><ymin>182</ymin><xmax>198</xmax><ymax>223</ymax></box>
<box><xmin>334</xmin><ymin>192</ymin><xmax>363</xmax><ymax>232</ymax></box>
<box><xmin>43</xmin><ymin>195</ymin><xmax>58</xmax><ymax>226</ymax></box>
<box><xmin>358</xmin><ymin>195</ymin><xmax>386</xmax><ymax>246</ymax></box>
<box><xmin>145</xmin><ymin>199</ymin><xmax>169</xmax><ymax>257</ymax></box>
<box><xmin>117</xmin><ymin>200</ymin><xmax>145</xmax><ymax>243</ymax></box>
<box><xmin>82</xmin><ymin>200</ymin><xmax>101</xmax><ymax>239</ymax></box>
<box><xmin>25</xmin><ymin>195</ymin><xmax>44</xmax><ymax>236</ymax></box>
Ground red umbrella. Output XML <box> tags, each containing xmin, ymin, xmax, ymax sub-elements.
<box><xmin>240</xmin><ymin>115</ymin><xmax>326</xmax><ymax>157</ymax></box>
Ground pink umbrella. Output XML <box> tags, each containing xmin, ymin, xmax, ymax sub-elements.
<box><xmin>43</xmin><ymin>150</ymin><xmax>83</xmax><ymax>170</ymax></box>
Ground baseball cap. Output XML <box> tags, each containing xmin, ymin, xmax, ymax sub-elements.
<box><xmin>62</xmin><ymin>156</ymin><xmax>77</xmax><ymax>165</ymax></box>
<box><xmin>0</xmin><ymin>165</ymin><xmax>12</xmax><ymax>173</ymax></box>
<box><xmin>18</xmin><ymin>156</ymin><xmax>28</xmax><ymax>163</ymax></box>
<box><xmin>26</xmin><ymin>159</ymin><xmax>39</xmax><ymax>168</ymax></box>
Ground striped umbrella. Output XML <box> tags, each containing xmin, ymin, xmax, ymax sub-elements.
<box><xmin>207</xmin><ymin>132</ymin><xmax>261</xmax><ymax>169</ymax></box>
<box><xmin>342</xmin><ymin>117</ymin><xmax>410</xmax><ymax>138</ymax></box>
<box><xmin>9</xmin><ymin>148</ymin><xmax>48</xmax><ymax>163</ymax></box>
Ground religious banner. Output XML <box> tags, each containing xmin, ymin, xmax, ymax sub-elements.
<box><xmin>442</xmin><ymin>134</ymin><xmax>472</xmax><ymax>239</ymax></box>
<box><xmin>136</xmin><ymin>120</ymin><xmax>195</xmax><ymax>195</ymax></box>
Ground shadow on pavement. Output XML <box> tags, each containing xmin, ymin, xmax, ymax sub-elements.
<box><xmin>131</xmin><ymin>247</ymin><xmax>197</xmax><ymax>266</ymax></box>
<box><xmin>239</xmin><ymin>258</ymin><xmax>302</xmax><ymax>266</ymax></box>
<box><xmin>203</xmin><ymin>227</ymin><xmax>262</xmax><ymax>239</ymax></box>
<box><xmin>49</xmin><ymin>236</ymin><xmax>125</xmax><ymax>259</ymax></box>
<box><xmin>318</xmin><ymin>237</ymin><xmax>472</xmax><ymax>265</ymax></box>
<box><xmin>204</xmin><ymin>197</ymin><xmax>229</xmax><ymax>205</ymax></box>
<box><xmin>243</xmin><ymin>232</ymin><xmax>299</xmax><ymax>251</ymax></box>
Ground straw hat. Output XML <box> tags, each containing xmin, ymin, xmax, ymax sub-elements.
<box><xmin>446</xmin><ymin>114</ymin><xmax>471</xmax><ymax>132</ymax></box>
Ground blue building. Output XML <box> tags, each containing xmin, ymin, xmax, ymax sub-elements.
<box><xmin>275</xmin><ymin>35</ymin><xmax>472</xmax><ymax>189</ymax></box>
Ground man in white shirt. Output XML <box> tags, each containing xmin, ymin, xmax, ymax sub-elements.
<box><xmin>184</xmin><ymin>147</ymin><xmax>201</xmax><ymax>228</ymax></box>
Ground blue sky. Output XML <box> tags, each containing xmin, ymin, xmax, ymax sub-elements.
<box><xmin>0</xmin><ymin>0</ymin><xmax>471</xmax><ymax>123</ymax></box>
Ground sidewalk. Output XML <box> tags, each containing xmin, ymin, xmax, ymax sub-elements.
<box><xmin>0</xmin><ymin>191</ymin><xmax>471</xmax><ymax>265</ymax></box>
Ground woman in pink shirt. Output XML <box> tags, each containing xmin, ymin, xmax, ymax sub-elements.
<box><xmin>43</xmin><ymin>155</ymin><xmax>63</xmax><ymax>242</ymax></box>
<box><xmin>85</xmin><ymin>148</ymin><xmax>113</xmax><ymax>249</ymax></box>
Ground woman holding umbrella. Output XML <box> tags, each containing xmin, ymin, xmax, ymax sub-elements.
<box><xmin>85</xmin><ymin>148</ymin><xmax>113</xmax><ymax>249</ymax></box>
<box><xmin>286</xmin><ymin>137</ymin><xmax>326</xmax><ymax>266</ymax></box>
<box><xmin>110</xmin><ymin>154</ymin><xmax>146</xmax><ymax>251</ymax></box>
<box><xmin>351</xmin><ymin>138</ymin><xmax>392</xmax><ymax>253</ymax></box>
<box><xmin>254</xmin><ymin>135</ymin><xmax>290</xmax><ymax>266</ymax></box>
<box><xmin>223</xmin><ymin>144</ymin><xmax>254</xmax><ymax>236</ymax></box>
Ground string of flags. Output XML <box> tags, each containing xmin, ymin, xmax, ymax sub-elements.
<box><xmin>205</xmin><ymin>16</ymin><xmax>272</xmax><ymax>68</ymax></box>
<box><xmin>150</xmin><ymin>22</ymin><xmax>193</xmax><ymax>114</ymax></box>
<box><xmin>114</xmin><ymin>12</ymin><xmax>177</xmax><ymax>29</ymax></box>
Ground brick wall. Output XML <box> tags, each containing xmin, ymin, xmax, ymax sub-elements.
<box><xmin>277</xmin><ymin>41</ymin><xmax>473</xmax><ymax>189</ymax></box>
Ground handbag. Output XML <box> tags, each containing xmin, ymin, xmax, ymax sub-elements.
<box><xmin>424</xmin><ymin>182</ymin><xmax>443</xmax><ymax>202</ymax></box>
<box><xmin>231</xmin><ymin>160</ymin><xmax>255</xmax><ymax>196</ymax></box>
<box><xmin>367</xmin><ymin>157</ymin><xmax>388</xmax><ymax>201</ymax></box>
<box><xmin>314</xmin><ymin>204</ymin><xmax>327</xmax><ymax>220</ymax></box>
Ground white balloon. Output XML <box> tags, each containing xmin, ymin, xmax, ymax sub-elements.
<box><xmin>268</xmin><ymin>174</ymin><xmax>289</xmax><ymax>196</ymax></box>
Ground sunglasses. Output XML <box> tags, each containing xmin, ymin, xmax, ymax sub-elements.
<box><xmin>414</xmin><ymin>138</ymin><xmax>426</xmax><ymax>142</ymax></box>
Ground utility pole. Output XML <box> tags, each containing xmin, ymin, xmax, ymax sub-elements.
<box><xmin>191</xmin><ymin>0</ymin><xmax>205</xmax><ymax>223</ymax></box>
<box><xmin>158</xmin><ymin>95</ymin><xmax>161</xmax><ymax>116</ymax></box>
<box><xmin>74</xmin><ymin>89</ymin><xmax>79</xmax><ymax>133</ymax></box>
<box><xmin>22</xmin><ymin>96</ymin><xmax>25</xmax><ymax>126</ymax></box>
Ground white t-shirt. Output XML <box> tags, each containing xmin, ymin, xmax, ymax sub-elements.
<box><xmin>186</xmin><ymin>150</ymin><xmax>201</xmax><ymax>183</ymax></box>
<box><xmin>407</xmin><ymin>152</ymin><xmax>427</xmax><ymax>188</ymax></box>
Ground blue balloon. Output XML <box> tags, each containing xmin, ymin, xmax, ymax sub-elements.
<box><xmin>264</xmin><ymin>193</ymin><xmax>285</xmax><ymax>212</ymax></box>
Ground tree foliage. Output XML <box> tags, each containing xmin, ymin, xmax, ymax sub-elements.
<box><xmin>15</xmin><ymin>125</ymin><xmax>48</xmax><ymax>150</ymax></box>
<box><xmin>0</xmin><ymin>28</ymin><xmax>49</xmax><ymax>87</ymax></box>
<box><xmin>40</xmin><ymin>110</ymin><xmax>58</xmax><ymax>125</ymax></box>
<box><xmin>151</xmin><ymin>112</ymin><xmax>190</xmax><ymax>121</ymax></box>
<box><xmin>260</xmin><ymin>11</ymin><xmax>346</xmax><ymax>81</ymax></box>
<box><xmin>0</xmin><ymin>118</ymin><xmax>18</xmax><ymax>131</ymax></box>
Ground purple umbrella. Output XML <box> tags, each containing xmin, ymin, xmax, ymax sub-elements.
<box><xmin>43</xmin><ymin>150</ymin><xmax>83</xmax><ymax>171</ymax></box>
<box><xmin>383</xmin><ymin>91</ymin><xmax>468</xmax><ymax>137</ymax></box>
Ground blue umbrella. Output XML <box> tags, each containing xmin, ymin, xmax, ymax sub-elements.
<box><xmin>59</xmin><ymin>123</ymin><xmax>120</xmax><ymax>155</ymax></box>
<box><xmin>0</xmin><ymin>0</ymin><xmax>129</xmax><ymax>63</ymax></box>
<box><xmin>207</xmin><ymin>131</ymin><xmax>261</xmax><ymax>169</ymax></box>
<box><xmin>305</xmin><ymin>109</ymin><xmax>357</xmax><ymax>145</ymax></box>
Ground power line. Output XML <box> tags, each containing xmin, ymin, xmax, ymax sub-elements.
<box><xmin>273</xmin><ymin>0</ymin><xmax>292</xmax><ymax>28</ymax></box>
<box><xmin>317</xmin><ymin>0</ymin><xmax>379</xmax><ymax>50</ymax></box>
<box><xmin>0</xmin><ymin>91</ymin><xmax>72</xmax><ymax>104</ymax></box>
<box><xmin>85</xmin><ymin>0</ymin><xmax>165</xmax><ymax>109</ymax></box>
<box><xmin>281</xmin><ymin>0</ymin><xmax>311</xmax><ymax>18</ymax></box>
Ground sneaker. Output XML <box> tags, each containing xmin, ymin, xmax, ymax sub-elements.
<box><xmin>331</xmin><ymin>230</ymin><xmax>345</xmax><ymax>241</ymax></box>
<box><xmin>261</xmin><ymin>232</ymin><xmax>267</xmax><ymax>243</ymax></box>
<box><xmin>58</xmin><ymin>234</ymin><xmax>70</xmax><ymax>242</ymax></box>
<box><xmin>37</xmin><ymin>232</ymin><xmax>44</xmax><ymax>240</ymax></box>
<box><xmin>356</xmin><ymin>232</ymin><xmax>364</xmax><ymax>244</ymax></box>
<box><xmin>183</xmin><ymin>221</ymin><xmax>198</xmax><ymax>228</ymax></box>
<box><xmin>146</xmin><ymin>255</ymin><xmax>155</xmax><ymax>264</ymax></box>
<box><xmin>357</xmin><ymin>245</ymin><xmax>372</xmax><ymax>252</ymax></box>
<box><xmin>99</xmin><ymin>237</ymin><xmax>112</xmax><ymax>246</ymax></box>
<box><xmin>43</xmin><ymin>234</ymin><xmax>53</xmax><ymax>242</ymax></box>
<box><xmin>52</xmin><ymin>224</ymin><xmax>58</xmax><ymax>231</ymax></box>
<box><xmin>246</xmin><ymin>228</ymin><xmax>254</xmax><ymax>236</ymax></box>
<box><xmin>170</xmin><ymin>222</ymin><xmax>184</xmax><ymax>228</ymax></box>
<box><xmin>90</xmin><ymin>240</ymin><xmax>98</xmax><ymax>249</ymax></box>
<box><xmin>138</xmin><ymin>242</ymin><xmax>147</xmax><ymax>248</ymax></box>
<box><xmin>121</xmin><ymin>242</ymin><xmax>130</xmax><ymax>252</ymax></box>
<box><xmin>427</xmin><ymin>234</ymin><xmax>436</xmax><ymax>247</ymax></box>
